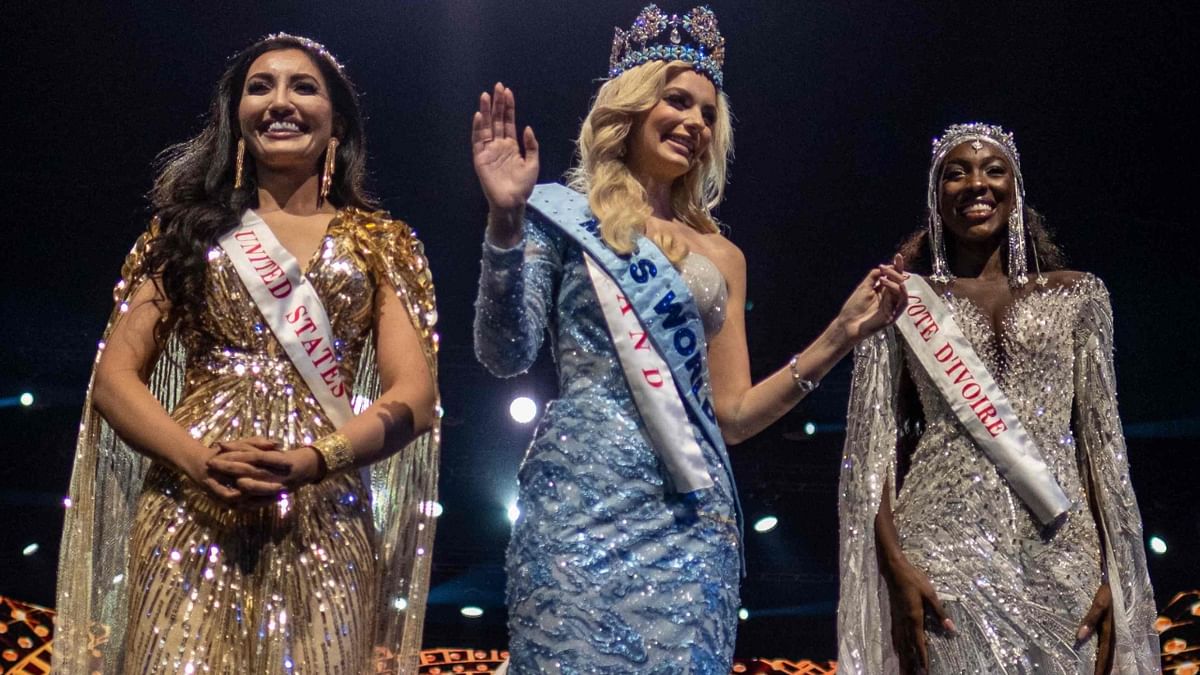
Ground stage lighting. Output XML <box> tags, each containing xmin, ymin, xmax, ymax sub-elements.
<box><xmin>753</xmin><ymin>516</ymin><xmax>778</xmax><ymax>533</ymax></box>
<box><xmin>19</xmin><ymin>392</ymin><xmax>34</xmax><ymax>406</ymax></box>
<box><xmin>803</xmin><ymin>421</ymin><xmax>816</xmax><ymax>436</ymax></box>
<box><xmin>22</xmin><ymin>543</ymin><xmax>39</xmax><ymax>556</ymax></box>
<box><xmin>507</xmin><ymin>502</ymin><xmax>521</xmax><ymax>524</ymax></box>
<box><xmin>509</xmin><ymin>396</ymin><xmax>537</xmax><ymax>423</ymax></box>
<box><xmin>738</xmin><ymin>607</ymin><xmax>749</xmax><ymax>621</ymax></box>
<box><xmin>1149</xmin><ymin>536</ymin><xmax>1167</xmax><ymax>555</ymax></box>
<box><xmin>461</xmin><ymin>606</ymin><xmax>484</xmax><ymax>618</ymax></box>
<box><xmin>393</xmin><ymin>597</ymin><xmax>408</xmax><ymax>611</ymax></box>
<box><xmin>422</xmin><ymin>500</ymin><xmax>444</xmax><ymax>518</ymax></box>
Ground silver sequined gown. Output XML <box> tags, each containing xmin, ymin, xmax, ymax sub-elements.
<box><xmin>474</xmin><ymin>215</ymin><xmax>741</xmax><ymax>675</ymax></box>
<box><xmin>837</xmin><ymin>274</ymin><xmax>1160</xmax><ymax>674</ymax></box>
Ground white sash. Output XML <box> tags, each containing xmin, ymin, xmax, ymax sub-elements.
<box><xmin>584</xmin><ymin>255</ymin><xmax>714</xmax><ymax>492</ymax></box>
<box><xmin>896</xmin><ymin>276</ymin><xmax>1071</xmax><ymax>526</ymax></box>
<box><xmin>219</xmin><ymin>211</ymin><xmax>354</xmax><ymax>429</ymax></box>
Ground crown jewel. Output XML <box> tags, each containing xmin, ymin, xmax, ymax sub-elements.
<box><xmin>931</xmin><ymin>123</ymin><xmax>1021</xmax><ymax>167</ymax></box>
<box><xmin>609</xmin><ymin>5</ymin><xmax>726</xmax><ymax>88</ymax></box>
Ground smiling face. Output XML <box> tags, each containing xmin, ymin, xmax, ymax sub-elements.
<box><xmin>237</xmin><ymin>48</ymin><xmax>337</xmax><ymax>177</ymax></box>
<box><xmin>937</xmin><ymin>140</ymin><xmax>1017</xmax><ymax>246</ymax></box>
<box><xmin>624</xmin><ymin>69</ymin><xmax>718</xmax><ymax>185</ymax></box>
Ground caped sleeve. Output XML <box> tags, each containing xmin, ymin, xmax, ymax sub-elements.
<box><xmin>56</xmin><ymin>219</ymin><xmax>186</xmax><ymax>673</ymax></box>
<box><xmin>473</xmin><ymin>215</ymin><xmax>563</xmax><ymax>377</ymax></box>
<box><xmin>837</xmin><ymin>328</ymin><xmax>905</xmax><ymax>674</ymax></box>
<box><xmin>1071</xmin><ymin>275</ymin><xmax>1160</xmax><ymax>672</ymax></box>
<box><xmin>342</xmin><ymin>210</ymin><xmax>442</xmax><ymax>671</ymax></box>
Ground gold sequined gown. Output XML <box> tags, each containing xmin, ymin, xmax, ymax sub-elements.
<box><xmin>837</xmin><ymin>275</ymin><xmax>1159</xmax><ymax>674</ymax></box>
<box><xmin>56</xmin><ymin>210</ymin><xmax>440</xmax><ymax>674</ymax></box>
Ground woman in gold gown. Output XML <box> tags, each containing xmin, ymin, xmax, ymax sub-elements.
<box><xmin>54</xmin><ymin>34</ymin><xmax>440</xmax><ymax>674</ymax></box>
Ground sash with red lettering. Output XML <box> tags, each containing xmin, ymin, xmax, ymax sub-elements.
<box><xmin>527</xmin><ymin>183</ymin><xmax>745</xmax><ymax>571</ymax></box>
<box><xmin>896</xmin><ymin>275</ymin><xmax>1071</xmax><ymax>525</ymax></box>
<box><xmin>526</xmin><ymin>183</ymin><xmax>735</xmax><ymax>497</ymax></box>
<box><xmin>584</xmin><ymin>257</ymin><xmax>713</xmax><ymax>491</ymax></box>
<box><xmin>218</xmin><ymin>210</ymin><xmax>354</xmax><ymax>428</ymax></box>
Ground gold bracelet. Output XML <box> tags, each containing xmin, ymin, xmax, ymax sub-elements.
<box><xmin>311</xmin><ymin>432</ymin><xmax>354</xmax><ymax>480</ymax></box>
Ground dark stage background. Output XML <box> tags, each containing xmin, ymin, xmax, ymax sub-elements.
<box><xmin>1</xmin><ymin>0</ymin><xmax>1196</xmax><ymax>660</ymax></box>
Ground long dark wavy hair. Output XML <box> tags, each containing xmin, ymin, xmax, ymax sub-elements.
<box><xmin>144</xmin><ymin>34</ymin><xmax>375</xmax><ymax>338</ymax></box>
<box><xmin>897</xmin><ymin>204</ymin><xmax>1065</xmax><ymax>276</ymax></box>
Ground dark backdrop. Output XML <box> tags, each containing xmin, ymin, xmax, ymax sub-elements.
<box><xmin>2</xmin><ymin>0</ymin><xmax>1196</xmax><ymax>659</ymax></box>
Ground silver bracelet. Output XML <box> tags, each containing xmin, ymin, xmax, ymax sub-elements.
<box><xmin>788</xmin><ymin>355</ymin><xmax>819</xmax><ymax>395</ymax></box>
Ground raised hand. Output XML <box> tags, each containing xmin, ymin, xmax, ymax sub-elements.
<box><xmin>837</xmin><ymin>254</ymin><xmax>909</xmax><ymax>343</ymax></box>
<box><xmin>472</xmin><ymin>83</ymin><xmax>539</xmax><ymax>226</ymax></box>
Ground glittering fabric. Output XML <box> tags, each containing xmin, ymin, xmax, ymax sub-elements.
<box><xmin>474</xmin><ymin>216</ymin><xmax>740</xmax><ymax>674</ymax></box>
<box><xmin>837</xmin><ymin>274</ymin><xmax>1160</xmax><ymax>674</ymax></box>
<box><xmin>680</xmin><ymin>252</ymin><xmax>728</xmax><ymax>337</ymax></box>
<box><xmin>56</xmin><ymin>209</ymin><xmax>441</xmax><ymax>674</ymax></box>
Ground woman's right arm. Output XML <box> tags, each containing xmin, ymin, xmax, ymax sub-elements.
<box><xmin>471</xmin><ymin>82</ymin><xmax>554</xmax><ymax>377</ymax></box>
<box><xmin>873</xmin><ymin>369</ymin><xmax>956</xmax><ymax>673</ymax></box>
<box><xmin>92</xmin><ymin>279</ymin><xmax>242</xmax><ymax>502</ymax></box>
<box><xmin>473</xmin><ymin>218</ymin><xmax>561</xmax><ymax>376</ymax></box>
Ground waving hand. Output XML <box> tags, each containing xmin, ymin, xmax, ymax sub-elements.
<box><xmin>473</xmin><ymin>83</ymin><xmax>539</xmax><ymax>219</ymax></box>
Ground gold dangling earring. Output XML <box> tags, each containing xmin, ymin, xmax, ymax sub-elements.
<box><xmin>233</xmin><ymin>137</ymin><xmax>246</xmax><ymax>190</ymax></box>
<box><xmin>319</xmin><ymin>137</ymin><xmax>339</xmax><ymax>205</ymax></box>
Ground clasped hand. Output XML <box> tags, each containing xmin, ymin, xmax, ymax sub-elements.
<box><xmin>837</xmin><ymin>254</ymin><xmax>910</xmax><ymax>342</ymax></box>
<box><xmin>187</xmin><ymin>436</ymin><xmax>321</xmax><ymax>507</ymax></box>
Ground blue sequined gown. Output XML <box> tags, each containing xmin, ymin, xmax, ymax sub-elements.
<box><xmin>474</xmin><ymin>214</ymin><xmax>741</xmax><ymax>674</ymax></box>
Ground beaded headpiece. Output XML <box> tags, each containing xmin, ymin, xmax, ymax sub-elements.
<box><xmin>926</xmin><ymin>122</ymin><xmax>1043</xmax><ymax>287</ymax></box>
<box><xmin>261</xmin><ymin>32</ymin><xmax>346</xmax><ymax>74</ymax></box>
<box><xmin>609</xmin><ymin>5</ymin><xmax>726</xmax><ymax>88</ymax></box>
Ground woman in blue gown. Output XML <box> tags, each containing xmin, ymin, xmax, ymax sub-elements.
<box><xmin>471</xmin><ymin>6</ymin><xmax>909</xmax><ymax>673</ymax></box>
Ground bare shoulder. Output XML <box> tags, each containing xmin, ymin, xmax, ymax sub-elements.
<box><xmin>702</xmin><ymin>231</ymin><xmax>746</xmax><ymax>272</ymax></box>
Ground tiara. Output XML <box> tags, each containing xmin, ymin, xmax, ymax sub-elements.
<box><xmin>930</xmin><ymin>123</ymin><xmax>1020</xmax><ymax>168</ymax></box>
<box><xmin>262</xmin><ymin>32</ymin><xmax>346</xmax><ymax>74</ymax></box>
<box><xmin>608</xmin><ymin>5</ymin><xmax>726</xmax><ymax>88</ymax></box>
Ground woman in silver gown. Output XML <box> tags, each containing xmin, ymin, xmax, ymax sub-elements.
<box><xmin>837</xmin><ymin>123</ymin><xmax>1160</xmax><ymax>674</ymax></box>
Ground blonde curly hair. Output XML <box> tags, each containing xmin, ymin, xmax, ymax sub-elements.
<box><xmin>565</xmin><ymin>60</ymin><xmax>733</xmax><ymax>263</ymax></box>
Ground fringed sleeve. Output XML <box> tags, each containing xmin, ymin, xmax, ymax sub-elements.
<box><xmin>1072</xmin><ymin>276</ymin><xmax>1160</xmax><ymax>673</ymax></box>
<box><xmin>837</xmin><ymin>328</ymin><xmax>905</xmax><ymax>674</ymax></box>
<box><xmin>55</xmin><ymin>221</ymin><xmax>187</xmax><ymax>673</ymax></box>
<box><xmin>349</xmin><ymin>210</ymin><xmax>442</xmax><ymax>673</ymax></box>
<box><xmin>473</xmin><ymin>216</ymin><xmax>563</xmax><ymax>377</ymax></box>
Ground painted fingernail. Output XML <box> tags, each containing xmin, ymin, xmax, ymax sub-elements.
<box><xmin>943</xmin><ymin>618</ymin><xmax>957</xmax><ymax>634</ymax></box>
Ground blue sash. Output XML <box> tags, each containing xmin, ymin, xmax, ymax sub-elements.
<box><xmin>527</xmin><ymin>183</ymin><xmax>745</xmax><ymax>561</ymax></box>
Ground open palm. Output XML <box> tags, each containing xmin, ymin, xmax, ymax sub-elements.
<box><xmin>472</xmin><ymin>82</ymin><xmax>539</xmax><ymax>213</ymax></box>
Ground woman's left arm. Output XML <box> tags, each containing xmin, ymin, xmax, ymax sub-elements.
<box><xmin>708</xmin><ymin>243</ymin><xmax>907</xmax><ymax>445</ymax></box>
<box><xmin>1069</xmin><ymin>276</ymin><xmax>1160</xmax><ymax>672</ymax></box>
<box><xmin>332</xmin><ymin>279</ymin><xmax>438</xmax><ymax>464</ymax></box>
